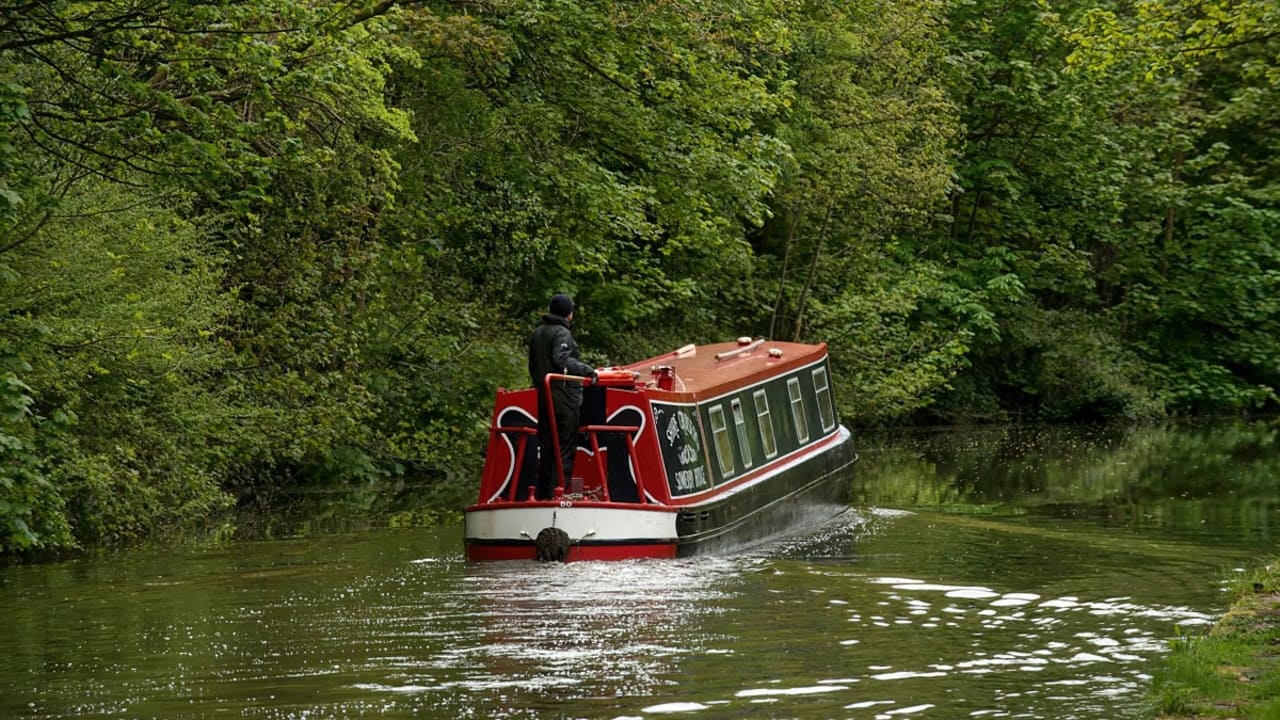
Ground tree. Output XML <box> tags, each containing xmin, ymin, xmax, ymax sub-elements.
<box><xmin>1</xmin><ymin>0</ymin><xmax>420</xmax><ymax>551</ymax></box>
<box><xmin>382</xmin><ymin>0</ymin><xmax>798</xmax><ymax>350</ymax></box>
<box><xmin>1066</xmin><ymin>0</ymin><xmax>1280</xmax><ymax>413</ymax></box>
<box><xmin>753</xmin><ymin>0</ymin><xmax>969</xmax><ymax>422</ymax></box>
<box><xmin>0</xmin><ymin>180</ymin><xmax>236</xmax><ymax>550</ymax></box>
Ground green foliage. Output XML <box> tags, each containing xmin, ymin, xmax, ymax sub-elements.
<box><xmin>925</xmin><ymin>0</ymin><xmax>1280</xmax><ymax>420</ymax></box>
<box><xmin>763</xmin><ymin>0</ymin><xmax>958</xmax><ymax>345</ymax></box>
<box><xmin>1053</xmin><ymin>0</ymin><xmax>1280</xmax><ymax>416</ymax></box>
<box><xmin>804</xmin><ymin>259</ymin><xmax>974</xmax><ymax>424</ymax></box>
<box><xmin>0</xmin><ymin>80</ymin><xmax>28</xmax><ymax>215</ymax></box>
<box><xmin>2</xmin><ymin>181</ymin><xmax>238</xmax><ymax>549</ymax></box>
<box><xmin>385</xmin><ymin>0</ymin><xmax>797</xmax><ymax>356</ymax></box>
<box><xmin>997</xmin><ymin>309</ymin><xmax>1163</xmax><ymax>421</ymax></box>
<box><xmin>0</xmin><ymin>361</ymin><xmax>72</xmax><ymax>553</ymax></box>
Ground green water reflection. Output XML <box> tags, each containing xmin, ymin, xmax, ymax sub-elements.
<box><xmin>856</xmin><ymin>422</ymin><xmax>1280</xmax><ymax>542</ymax></box>
<box><xmin>1</xmin><ymin>422</ymin><xmax>1278</xmax><ymax>719</ymax></box>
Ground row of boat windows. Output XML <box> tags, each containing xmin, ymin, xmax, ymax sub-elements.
<box><xmin>706</xmin><ymin>366</ymin><xmax>837</xmax><ymax>479</ymax></box>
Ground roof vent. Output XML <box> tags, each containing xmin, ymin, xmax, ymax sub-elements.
<box><xmin>717</xmin><ymin>338</ymin><xmax>764</xmax><ymax>361</ymax></box>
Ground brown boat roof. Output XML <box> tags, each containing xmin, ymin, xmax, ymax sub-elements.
<box><xmin>617</xmin><ymin>339</ymin><xmax>828</xmax><ymax>402</ymax></box>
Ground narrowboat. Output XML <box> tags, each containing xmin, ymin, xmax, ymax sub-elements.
<box><xmin>463</xmin><ymin>338</ymin><xmax>856</xmax><ymax>561</ymax></box>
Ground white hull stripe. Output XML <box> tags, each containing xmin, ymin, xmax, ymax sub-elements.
<box><xmin>465</xmin><ymin>505</ymin><xmax>679</xmax><ymax>543</ymax></box>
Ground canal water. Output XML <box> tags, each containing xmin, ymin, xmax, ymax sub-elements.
<box><xmin>2</xmin><ymin>422</ymin><xmax>1279</xmax><ymax>719</ymax></box>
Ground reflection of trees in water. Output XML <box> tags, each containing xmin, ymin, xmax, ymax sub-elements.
<box><xmin>852</xmin><ymin>422</ymin><xmax>1280</xmax><ymax>539</ymax></box>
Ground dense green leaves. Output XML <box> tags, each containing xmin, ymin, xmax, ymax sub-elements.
<box><xmin>1058</xmin><ymin>0</ymin><xmax>1280</xmax><ymax>415</ymax></box>
<box><xmin>1</xmin><ymin>0</ymin><xmax>1277</xmax><ymax>555</ymax></box>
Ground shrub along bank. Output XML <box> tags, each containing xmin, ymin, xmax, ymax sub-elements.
<box><xmin>1148</xmin><ymin>560</ymin><xmax>1280</xmax><ymax>719</ymax></box>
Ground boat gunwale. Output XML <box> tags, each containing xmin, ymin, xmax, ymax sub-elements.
<box><xmin>463</xmin><ymin>499</ymin><xmax>679</xmax><ymax>513</ymax></box>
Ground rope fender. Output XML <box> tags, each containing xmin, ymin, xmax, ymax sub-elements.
<box><xmin>534</xmin><ymin>526</ymin><xmax>571</xmax><ymax>562</ymax></box>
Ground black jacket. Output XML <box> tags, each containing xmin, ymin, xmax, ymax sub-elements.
<box><xmin>528</xmin><ymin>314</ymin><xmax>596</xmax><ymax>409</ymax></box>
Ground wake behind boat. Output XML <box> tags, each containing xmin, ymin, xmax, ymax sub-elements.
<box><xmin>464</xmin><ymin>338</ymin><xmax>856</xmax><ymax>561</ymax></box>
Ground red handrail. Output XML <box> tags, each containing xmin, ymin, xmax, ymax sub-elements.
<box><xmin>581</xmin><ymin>424</ymin><xmax>644</xmax><ymax>503</ymax></box>
<box><xmin>488</xmin><ymin>425</ymin><xmax>537</xmax><ymax>501</ymax></box>
<box><xmin>542</xmin><ymin>372</ymin><xmax>592</xmax><ymax>496</ymax></box>
<box><xmin>540</xmin><ymin>374</ymin><xmax>644</xmax><ymax>501</ymax></box>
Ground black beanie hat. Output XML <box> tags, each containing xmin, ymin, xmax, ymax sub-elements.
<box><xmin>549</xmin><ymin>293</ymin><xmax>574</xmax><ymax>317</ymax></box>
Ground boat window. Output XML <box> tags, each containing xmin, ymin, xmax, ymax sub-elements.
<box><xmin>708</xmin><ymin>404</ymin><xmax>736</xmax><ymax>478</ymax></box>
<box><xmin>731</xmin><ymin>398</ymin><xmax>753</xmax><ymax>469</ymax></box>
<box><xmin>753</xmin><ymin>389</ymin><xmax>778</xmax><ymax>459</ymax></box>
<box><xmin>812</xmin><ymin>366</ymin><xmax>836</xmax><ymax>432</ymax></box>
<box><xmin>787</xmin><ymin>377</ymin><xmax>809</xmax><ymax>444</ymax></box>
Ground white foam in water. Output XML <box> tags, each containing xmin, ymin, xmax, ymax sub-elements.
<box><xmin>870</xmin><ymin>671</ymin><xmax>949</xmax><ymax>680</ymax></box>
<box><xmin>352</xmin><ymin>683</ymin><xmax>430</xmax><ymax>694</ymax></box>
<box><xmin>991</xmin><ymin>593</ymin><xmax>1039</xmax><ymax>607</ymax></box>
<box><xmin>642</xmin><ymin>702</ymin><xmax>711</xmax><ymax>713</ymax></box>
<box><xmin>736</xmin><ymin>685</ymin><xmax>847</xmax><ymax>697</ymax></box>
<box><xmin>870</xmin><ymin>507</ymin><xmax>914</xmax><ymax>518</ymax></box>
<box><xmin>887</xmin><ymin>704</ymin><xmax>937</xmax><ymax>715</ymax></box>
<box><xmin>947</xmin><ymin>588</ymin><xmax>1001</xmax><ymax>600</ymax></box>
<box><xmin>895</xmin><ymin>583</ymin><xmax>960</xmax><ymax>592</ymax></box>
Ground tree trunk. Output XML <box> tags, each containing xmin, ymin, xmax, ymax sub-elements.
<box><xmin>791</xmin><ymin>205</ymin><xmax>832</xmax><ymax>342</ymax></box>
<box><xmin>770</xmin><ymin>207</ymin><xmax>799</xmax><ymax>340</ymax></box>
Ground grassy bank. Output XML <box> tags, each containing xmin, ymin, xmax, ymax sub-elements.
<box><xmin>1148</xmin><ymin>560</ymin><xmax>1280</xmax><ymax>719</ymax></box>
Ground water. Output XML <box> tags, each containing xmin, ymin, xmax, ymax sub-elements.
<box><xmin>3</xmin><ymin>422</ymin><xmax>1279</xmax><ymax>719</ymax></box>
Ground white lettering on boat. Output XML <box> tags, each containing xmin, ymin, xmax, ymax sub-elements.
<box><xmin>654</xmin><ymin>402</ymin><xmax>710</xmax><ymax>495</ymax></box>
<box><xmin>673</xmin><ymin>465</ymin><xmax>708</xmax><ymax>492</ymax></box>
